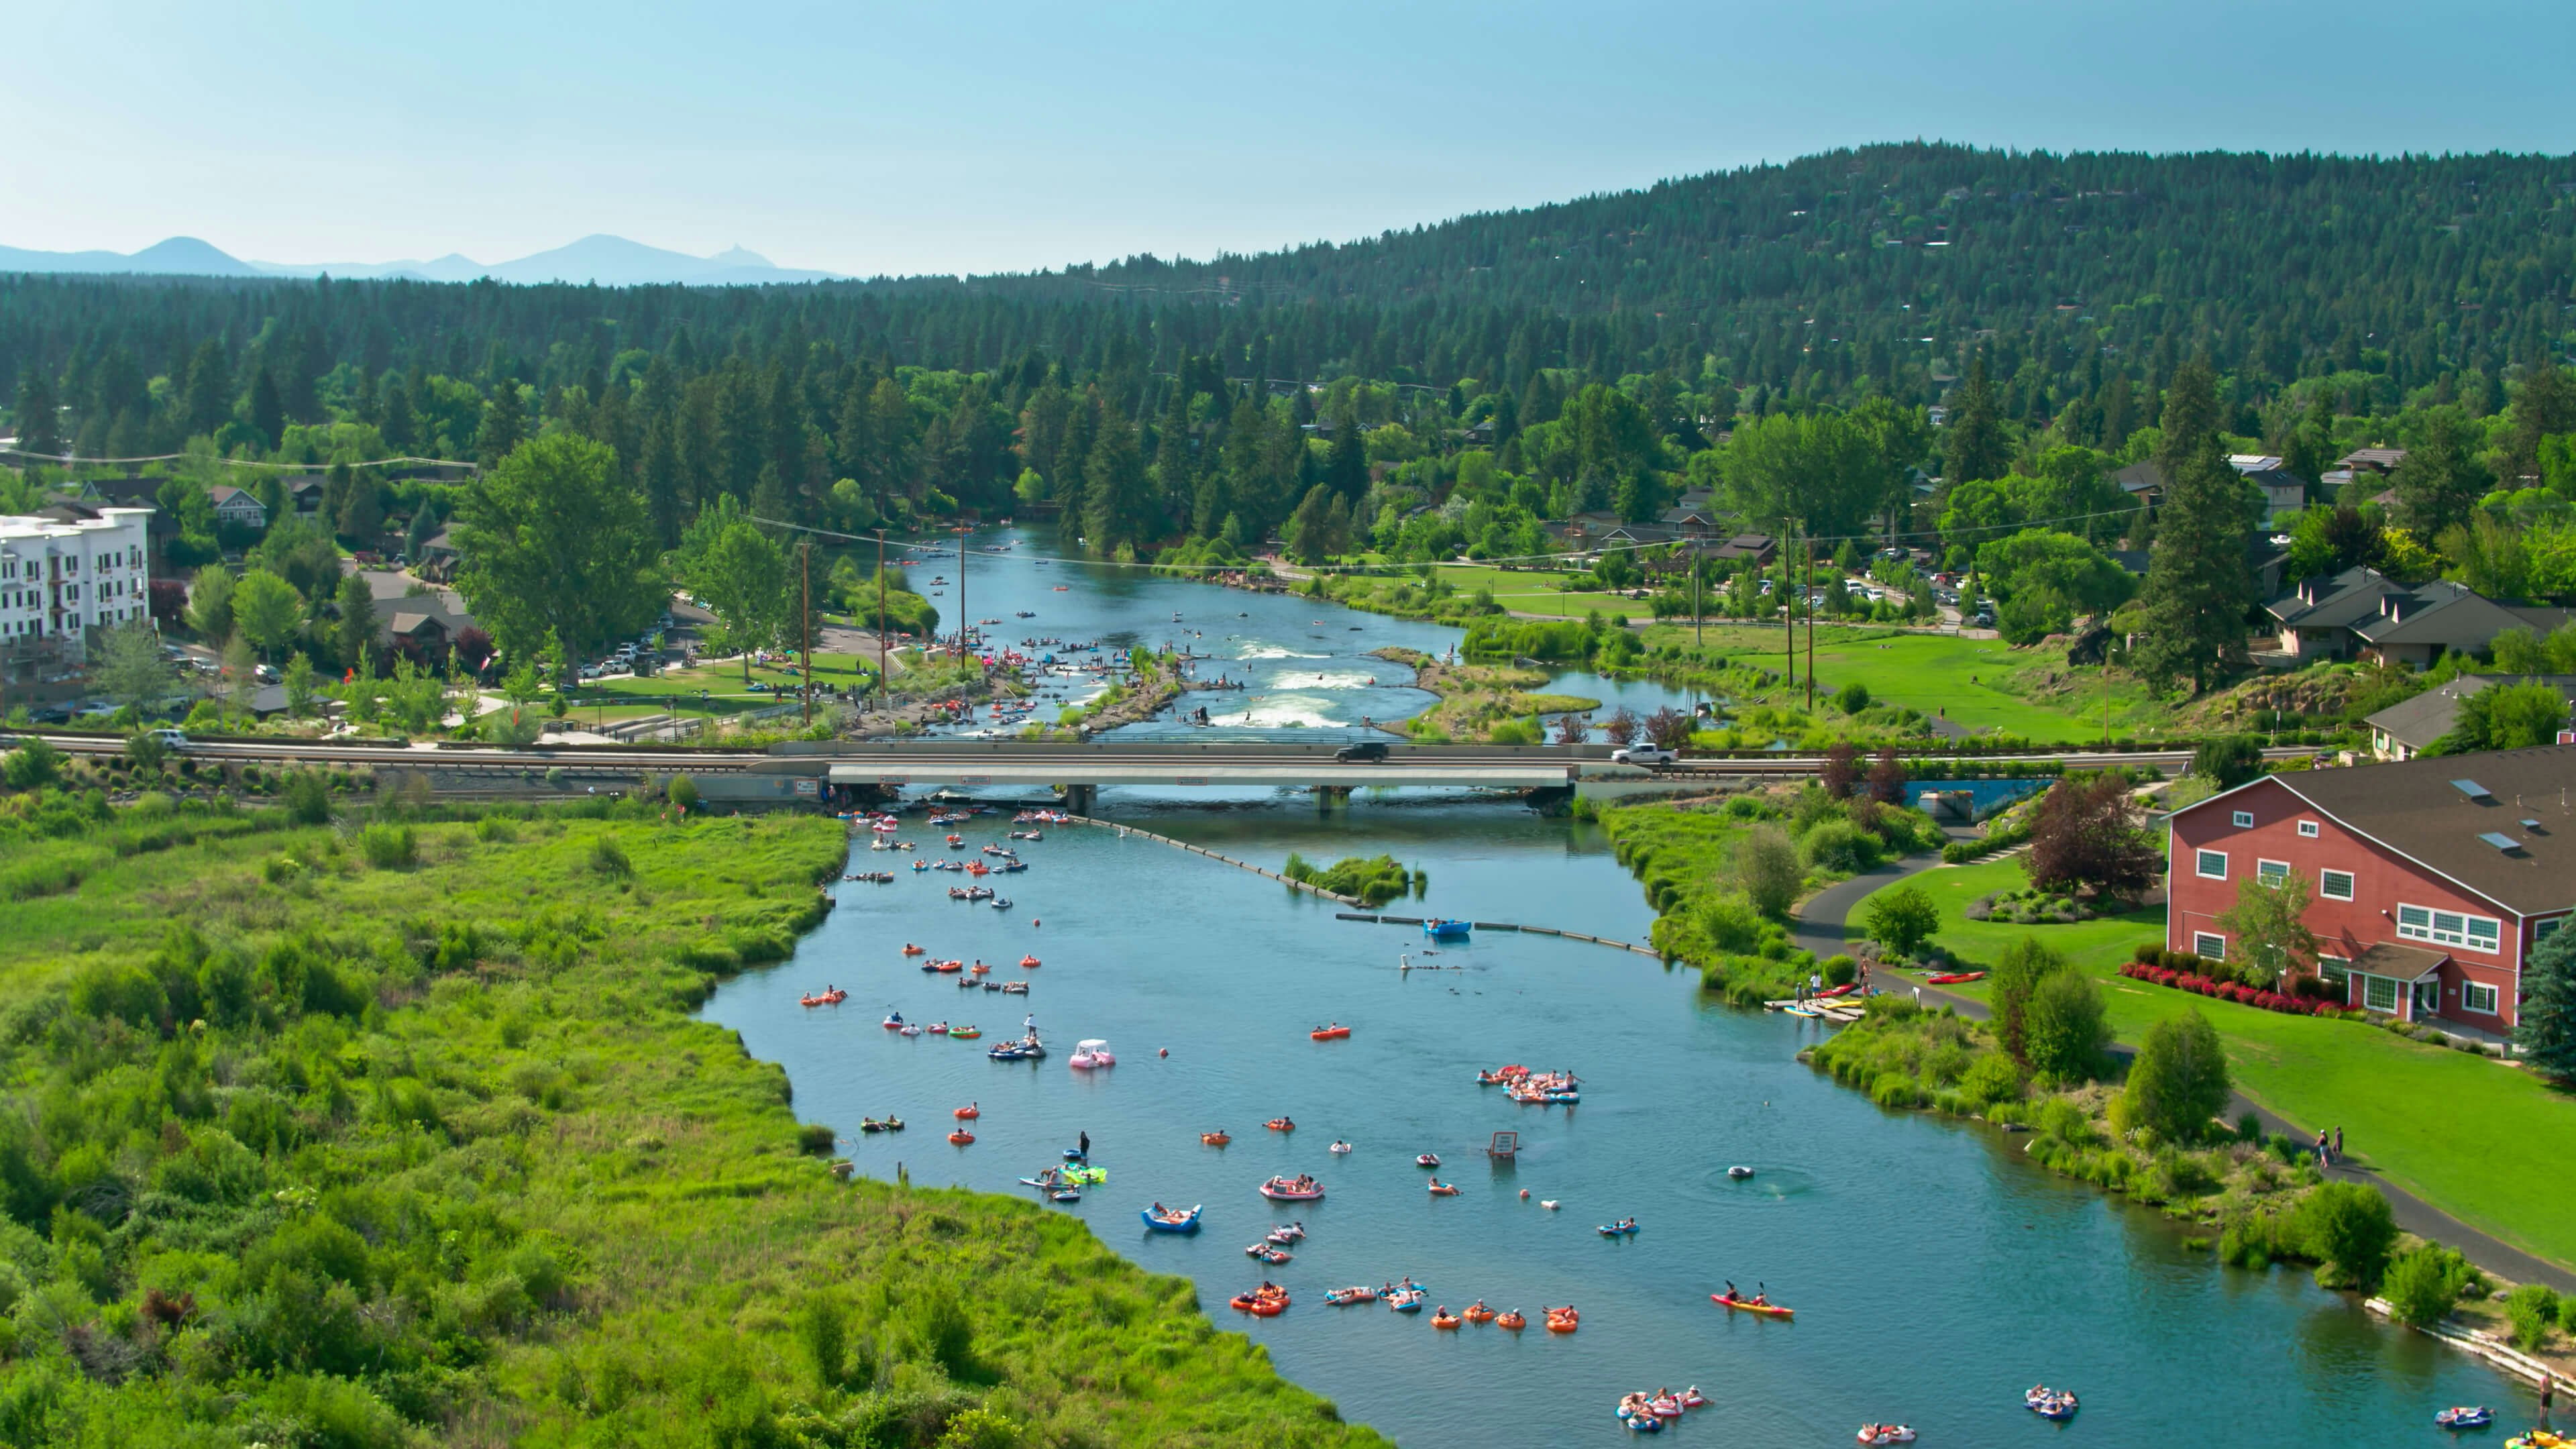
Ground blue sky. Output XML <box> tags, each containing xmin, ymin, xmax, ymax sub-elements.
<box><xmin>6</xmin><ymin>0</ymin><xmax>2570</xmax><ymax>276</ymax></box>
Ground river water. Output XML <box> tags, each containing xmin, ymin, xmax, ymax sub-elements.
<box><xmin>708</xmin><ymin>531</ymin><xmax>2522</xmax><ymax>1444</ymax></box>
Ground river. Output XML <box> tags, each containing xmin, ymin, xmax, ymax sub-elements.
<box><xmin>896</xmin><ymin>526</ymin><xmax>1699</xmax><ymax>739</ymax></box>
<box><xmin>706</xmin><ymin>531</ymin><xmax>2522</xmax><ymax>1444</ymax></box>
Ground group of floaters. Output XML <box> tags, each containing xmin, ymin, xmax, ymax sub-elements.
<box><xmin>1615</xmin><ymin>1387</ymin><xmax>1709</xmax><ymax>1431</ymax></box>
<box><xmin>1476</xmin><ymin>1063</ymin><xmax>1582</xmax><ymax>1105</ymax></box>
<box><xmin>798</xmin><ymin>986</ymin><xmax>848</xmax><ymax>1007</ymax></box>
<box><xmin>2025</xmin><ymin>1385</ymin><xmax>2078</xmax><ymax>1420</ymax></box>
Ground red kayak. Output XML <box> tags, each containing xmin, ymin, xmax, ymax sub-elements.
<box><xmin>1815</xmin><ymin>984</ymin><xmax>1857</xmax><ymax>999</ymax></box>
<box><xmin>1925</xmin><ymin>971</ymin><xmax>1987</xmax><ymax>985</ymax></box>
<box><xmin>1712</xmin><ymin>1293</ymin><xmax>1794</xmax><ymax>1318</ymax></box>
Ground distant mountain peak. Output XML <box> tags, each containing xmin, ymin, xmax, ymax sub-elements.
<box><xmin>0</xmin><ymin>233</ymin><xmax>839</xmax><ymax>286</ymax></box>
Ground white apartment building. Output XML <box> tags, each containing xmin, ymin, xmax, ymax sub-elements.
<box><xmin>0</xmin><ymin>506</ymin><xmax>156</xmax><ymax>669</ymax></box>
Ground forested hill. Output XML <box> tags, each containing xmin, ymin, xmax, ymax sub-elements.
<box><xmin>6</xmin><ymin>143</ymin><xmax>2572</xmax><ymax>420</ymax></box>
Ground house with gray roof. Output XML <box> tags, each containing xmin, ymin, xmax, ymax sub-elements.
<box><xmin>2265</xmin><ymin>567</ymin><xmax>2573</xmax><ymax>669</ymax></box>
<box><xmin>2365</xmin><ymin>675</ymin><xmax>2576</xmax><ymax>760</ymax></box>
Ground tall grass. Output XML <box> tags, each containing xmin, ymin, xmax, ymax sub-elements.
<box><xmin>0</xmin><ymin>800</ymin><xmax>1380</xmax><ymax>1447</ymax></box>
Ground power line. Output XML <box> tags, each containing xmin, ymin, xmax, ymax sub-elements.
<box><xmin>0</xmin><ymin>444</ymin><xmax>479</xmax><ymax>471</ymax></box>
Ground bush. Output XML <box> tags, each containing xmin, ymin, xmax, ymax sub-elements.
<box><xmin>1834</xmin><ymin>682</ymin><xmax>1871</xmax><ymax>714</ymax></box>
<box><xmin>2295</xmin><ymin>1181</ymin><xmax>2398</xmax><ymax>1290</ymax></box>
<box><xmin>2381</xmin><ymin>1244</ymin><xmax>2471</xmax><ymax>1325</ymax></box>
<box><xmin>668</xmin><ymin>773</ymin><xmax>701</xmax><ymax>812</ymax></box>
<box><xmin>2504</xmin><ymin>1283</ymin><xmax>2558</xmax><ymax>1351</ymax></box>
<box><xmin>358</xmin><ymin>824</ymin><xmax>417</xmax><ymax>869</ymax></box>
<box><xmin>590</xmin><ymin>836</ymin><xmax>633</xmax><ymax>877</ymax></box>
<box><xmin>1821</xmin><ymin>954</ymin><xmax>1858</xmax><ymax>987</ymax></box>
<box><xmin>1</xmin><ymin>739</ymin><xmax>62</xmax><ymax>790</ymax></box>
<box><xmin>1799</xmin><ymin>818</ymin><xmax>1881</xmax><ymax>873</ymax></box>
<box><xmin>1734</xmin><ymin>825</ymin><xmax>1801</xmax><ymax>917</ymax></box>
<box><xmin>2119</xmin><ymin>1009</ymin><xmax>2231</xmax><ymax>1144</ymax></box>
<box><xmin>1959</xmin><ymin>1051</ymin><xmax>2025</xmax><ymax>1108</ymax></box>
<box><xmin>281</xmin><ymin>768</ymin><xmax>333</xmax><ymax>825</ymax></box>
<box><xmin>2022</xmin><ymin>968</ymin><xmax>2111</xmax><ymax>1085</ymax></box>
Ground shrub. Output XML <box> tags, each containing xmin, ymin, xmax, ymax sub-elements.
<box><xmin>2119</xmin><ymin>1009</ymin><xmax>2231</xmax><ymax>1144</ymax></box>
<box><xmin>358</xmin><ymin>824</ymin><xmax>417</xmax><ymax>869</ymax></box>
<box><xmin>2381</xmin><ymin>1244</ymin><xmax>2471</xmax><ymax>1325</ymax></box>
<box><xmin>2504</xmin><ymin>1283</ymin><xmax>2559</xmax><ymax>1350</ymax></box>
<box><xmin>590</xmin><ymin>837</ymin><xmax>633</xmax><ymax>877</ymax></box>
<box><xmin>1</xmin><ymin>739</ymin><xmax>62</xmax><ymax>790</ymax></box>
<box><xmin>1799</xmin><ymin>818</ymin><xmax>1880</xmax><ymax>873</ymax></box>
<box><xmin>281</xmin><ymin>768</ymin><xmax>333</xmax><ymax>825</ymax></box>
<box><xmin>1958</xmin><ymin>1052</ymin><xmax>2025</xmax><ymax>1108</ymax></box>
<box><xmin>1821</xmin><ymin>954</ymin><xmax>1858</xmax><ymax>987</ymax></box>
<box><xmin>1834</xmin><ymin>682</ymin><xmax>1871</xmax><ymax>714</ymax></box>
<box><xmin>1733</xmin><ymin>825</ymin><xmax>1801</xmax><ymax>916</ymax></box>
<box><xmin>796</xmin><ymin>1123</ymin><xmax>837</xmax><ymax>1156</ymax></box>
<box><xmin>668</xmin><ymin>773</ymin><xmax>701</xmax><ymax>812</ymax></box>
<box><xmin>2295</xmin><ymin>1181</ymin><xmax>2398</xmax><ymax>1290</ymax></box>
<box><xmin>2022</xmin><ymin>967</ymin><xmax>2111</xmax><ymax>1085</ymax></box>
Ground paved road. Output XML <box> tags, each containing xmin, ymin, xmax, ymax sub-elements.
<box><xmin>1798</xmin><ymin>853</ymin><xmax>2576</xmax><ymax>1292</ymax></box>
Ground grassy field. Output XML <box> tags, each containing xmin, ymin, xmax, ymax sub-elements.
<box><xmin>1421</xmin><ymin>564</ymin><xmax>1634</xmax><ymax>615</ymax></box>
<box><xmin>1847</xmin><ymin>859</ymin><xmax>2576</xmax><ymax>1269</ymax></box>
<box><xmin>0</xmin><ymin>794</ymin><xmax>1378</xmax><ymax>1446</ymax></box>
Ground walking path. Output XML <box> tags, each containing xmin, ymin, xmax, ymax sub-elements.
<box><xmin>1792</xmin><ymin>851</ymin><xmax>2576</xmax><ymax>1293</ymax></box>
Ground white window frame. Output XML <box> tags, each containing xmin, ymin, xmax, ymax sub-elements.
<box><xmin>2257</xmin><ymin>859</ymin><xmax>2290</xmax><ymax>889</ymax></box>
<box><xmin>2297</xmin><ymin>820</ymin><xmax>2320</xmax><ymax>838</ymax></box>
<box><xmin>2232</xmin><ymin>810</ymin><xmax>2255</xmax><ymax>828</ymax></box>
<box><xmin>2461</xmin><ymin>980</ymin><xmax>2500</xmax><ymax>1015</ymax></box>
<box><xmin>2194</xmin><ymin>932</ymin><xmax>2227</xmax><ymax>960</ymax></box>
<box><xmin>2538</xmin><ymin>918</ymin><xmax>2566</xmax><ymax>944</ymax></box>
<box><xmin>2396</xmin><ymin>902</ymin><xmax>2502</xmax><ymax>955</ymax></box>
<box><xmin>2320</xmin><ymin>869</ymin><xmax>2355</xmax><ymax>902</ymax></box>
<box><xmin>2196</xmin><ymin>849</ymin><xmax>2229</xmax><ymax>880</ymax></box>
<box><xmin>2361</xmin><ymin>975</ymin><xmax>2401</xmax><ymax>1012</ymax></box>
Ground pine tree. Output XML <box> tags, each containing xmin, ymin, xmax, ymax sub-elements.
<box><xmin>13</xmin><ymin>367</ymin><xmax>62</xmax><ymax>456</ymax></box>
<box><xmin>2133</xmin><ymin>362</ymin><xmax>2254</xmax><ymax>695</ymax></box>
<box><xmin>476</xmin><ymin>382</ymin><xmax>527</xmax><ymax>470</ymax></box>
<box><xmin>249</xmin><ymin>368</ymin><xmax>285</xmax><ymax>453</ymax></box>
<box><xmin>1081</xmin><ymin>415</ymin><xmax>1151</xmax><ymax>552</ymax></box>
<box><xmin>1945</xmin><ymin>355</ymin><xmax>2008</xmax><ymax>484</ymax></box>
<box><xmin>2515</xmin><ymin>923</ymin><xmax>2576</xmax><ymax>1084</ymax></box>
<box><xmin>1324</xmin><ymin>405</ymin><xmax>1368</xmax><ymax>503</ymax></box>
<box><xmin>2393</xmin><ymin>408</ymin><xmax>2490</xmax><ymax>537</ymax></box>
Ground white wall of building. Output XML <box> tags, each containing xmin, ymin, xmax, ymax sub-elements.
<box><xmin>0</xmin><ymin>506</ymin><xmax>155</xmax><ymax>664</ymax></box>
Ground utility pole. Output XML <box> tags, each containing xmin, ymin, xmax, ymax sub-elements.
<box><xmin>956</xmin><ymin>525</ymin><xmax>968</xmax><ymax>661</ymax></box>
<box><xmin>799</xmin><ymin>540</ymin><xmax>814</xmax><ymax>729</ymax></box>
<box><xmin>1782</xmin><ymin>521</ymin><xmax>1796</xmax><ymax>690</ymax></box>
<box><xmin>1805</xmin><ymin>533</ymin><xmax>1817</xmax><ymax>712</ymax></box>
<box><xmin>875</xmin><ymin>529</ymin><xmax>889</xmax><ymax>713</ymax></box>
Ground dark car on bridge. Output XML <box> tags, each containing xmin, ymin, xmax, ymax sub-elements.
<box><xmin>1334</xmin><ymin>741</ymin><xmax>1390</xmax><ymax>763</ymax></box>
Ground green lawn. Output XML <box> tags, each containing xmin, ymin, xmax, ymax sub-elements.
<box><xmin>1848</xmin><ymin>859</ymin><xmax>2576</xmax><ymax>1269</ymax></box>
<box><xmin>1425</xmin><ymin>564</ymin><xmax>1636</xmax><ymax>615</ymax></box>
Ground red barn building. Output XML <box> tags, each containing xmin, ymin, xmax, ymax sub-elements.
<box><xmin>2165</xmin><ymin>747</ymin><xmax>2576</xmax><ymax>1032</ymax></box>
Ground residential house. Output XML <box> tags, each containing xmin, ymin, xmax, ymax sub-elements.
<box><xmin>2337</xmin><ymin>447</ymin><xmax>2409</xmax><ymax>476</ymax></box>
<box><xmin>2265</xmin><ymin>567</ymin><xmax>2573</xmax><ymax>668</ymax></box>
<box><xmin>356</xmin><ymin>570</ymin><xmax>478</xmax><ymax>663</ymax></box>
<box><xmin>2167</xmin><ymin>746</ymin><xmax>2576</xmax><ymax>1032</ymax></box>
<box><xmin>417</xmin><ymin>527</ymin><xmax>463</xmax><ymax>582</ymax></box>
<box><xmin>1711</xmin><ymin>533</ymin><xmax>1778</xmax><ymax>567</ymax></box>
<box><xmin>285</xmin><ymin>474</ymin><xmax>329</xmax><ymax>517</ymax></box>
<box><xmin>208</xmin><ymin>485</ymin><xmax>268</xmax><ymax>532</ymax></box>
<box><xmin>2365</xmin><ymin>676</ymin><xmax>2576</xmax><ymax>760</ymax></box>
<box><xmin>2112</xmin><ymin>461</ymin><xmax>2165</xmax><ymax>507</ymax></box>
<box><xmin>1654</xmin><ymin>504</ymin><xmax>1722</xmax><ymax>541</ymax></box>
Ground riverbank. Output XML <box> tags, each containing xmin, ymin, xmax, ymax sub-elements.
<box><xmin>1834</xmin><ymin>856</ymin><xmax>2576</xmax><ymax>1279</ymax></box>
<box><xmin>0</xmin><ymin>788</ymin><xmax>1379</xmax><ymax>1446</ymax></box>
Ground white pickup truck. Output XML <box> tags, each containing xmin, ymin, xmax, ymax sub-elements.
<box><xmin>1610</xmin><ymin>744</ymin><xmax>1676</xmax><ymax>766</ymax></box>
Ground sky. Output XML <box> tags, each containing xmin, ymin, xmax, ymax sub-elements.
<box><xmin>5</xmin><ymin>0</ymin><xmax>2572</xmax><ymax>278</ymax></box>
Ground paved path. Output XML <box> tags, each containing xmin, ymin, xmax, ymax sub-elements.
<box><xmin>1807</xmin><ymin>865</ymin><xmax>2576</xmax><ymax>1292</ymax></box>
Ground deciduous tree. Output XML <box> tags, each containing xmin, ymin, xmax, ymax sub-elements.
<box><xmin>2025</xmin><ymin>775</ymin><xmax>2161</xmax><ymax>902</ymax></box>
<box><xmin>453</xmin><ymin>434</ymin><xmax>663</xmax><ymax>660</ymax></box>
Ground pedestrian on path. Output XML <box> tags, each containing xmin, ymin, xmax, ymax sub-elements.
<box><xmin>2332</xmin><ymin>1126</ymin><xmax>2343</xmax><ymax>1161</ymax></box>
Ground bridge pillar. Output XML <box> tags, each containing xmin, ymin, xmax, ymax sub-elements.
<box><xmin>1061</xmin><ymin>784</ymin><xmax>1096</xmax><ymax>815</ymax></box>
<box><xmin>1311</xmin><ymin>784</ymin><xmax>1351</xmax><ymax>810</ymax></box>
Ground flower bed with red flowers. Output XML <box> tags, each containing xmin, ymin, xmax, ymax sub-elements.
<box><xmin>2117</xmin><ymin>961</ymin><xmax>2346</xmax><ymax>1016</ymax></box>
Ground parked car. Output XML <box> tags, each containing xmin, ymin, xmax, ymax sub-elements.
<box><xmin>1334</xmin><ymin>741</ymin><xmax>1389</xmax><ymax>763</ymax></box>
<box><xmin>1611</xmin><ymin>743</ymin><xmax>1676</xmax><ymax>766</ymax></box>
<box><xmin>254</xmin><ymin>663</ymin><xmax>280</xmax><ymax>683</ymax></box>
